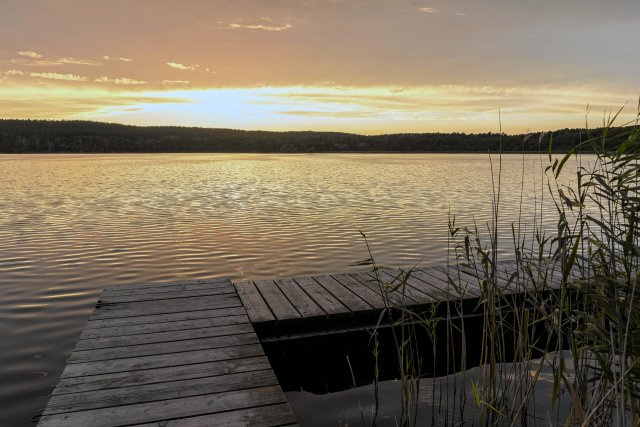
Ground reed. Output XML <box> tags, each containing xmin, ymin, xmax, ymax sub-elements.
<box><xmin>360</xmin><ymin>107</ymin><xmax>640</xmax><ymax>426</ymax></box>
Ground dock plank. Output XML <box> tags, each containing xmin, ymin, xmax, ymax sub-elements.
<box><xmin>98</xmin><ymin>287</ymin><xmax>236</xmax><ymax>304</ymax></box>
<box><xmin>39</xmin><ymin>385</ymin><xmax>288</xmax><ymax>427</ymax></box>
<box><xmin>276</xmin><ymin>278</ymin><xmax>326</xmax><ymax>318</ymax></box>
<box><xmin>414</xmin><ymin>267</ymin><xmax>477</xmax><ymax>298</ymax></box>
<box><xmin>53</xmin><ymin>356</ymin><xmax>271</xmax><ymax>396</ymax></box>
<box><xmin>254</xmin><ymin>280</ymin><xmax>301</xmax><ymax>320</ymax></box>
<box><xmin>44</xmin><ymin>369</ymin><xmax>279</xmax><ymax>415</ymax></box>
<box><xmin>350</xmin><ymin>272</ymin><xmax>415</xmax><ymax>306</ymax></box>
<box><xmin>371</xmin><ymin>270</ymin><xmax>433</xmax><ymax>304</ymax></box>
<box><xmin>74</xmin><ymin>323</ymin><xmax>255</xmax><ymax>351</ymax></box>
<box><xmin>131</xmin><ymin>403</ymin><xmax>296</xmax><ymax>427</ymax></box>
<box><xmin>68</xmin><ymin>332</ymin><xmax>259</xmax><ymax>363</ymax></box>
<box><xmin>61</xmin><ymin>343</ymin><xmax>265</xmax><ymax>378</ymax></box>
<box><xmin>89</xmin><ymin>295</ymin><xmax>242</xmax><ymax>320</ymax></box>
<box><xmin>331</xmin><ymin>273</ymin><xmax>387</xmax><ymax>309</ymax></box>
<box><xmin>79</xmin><ymin>314</ymin><xmax>249</xmax><ymax>340</ymax></box>
<box><xmin>234</xmin><ymin>280</ymin><xmax>275</xmax><ymax>323</ymax></box>
<box><xmin>313</xmin><ymin>274</ymin><xmax>374</xmax><ymax>312</ymax></box>
<box><xmin>84</xmin><ymin>306</ymin><xmax>247</xmax><ymax>329</ymax></box>
<box><xmin>293</xmin><ymin>276</ymin><xmax>347</xmax><ymax>316</ymax></box>
<box><xmin>102</xmin><ymin>277</ymin><xmax>231</xmax><ymax>293</ymax></box>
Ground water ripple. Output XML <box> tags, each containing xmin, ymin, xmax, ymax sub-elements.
<box><xmin>0</xmin><ymin>152</ymin><xmax>587</xmax><ymax>426</ymax></box>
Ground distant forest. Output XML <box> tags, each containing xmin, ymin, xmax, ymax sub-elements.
<box><xmin>0</xmin><ymin>119</ymin><xmax>624</xmax><ymax>153</ymax></box>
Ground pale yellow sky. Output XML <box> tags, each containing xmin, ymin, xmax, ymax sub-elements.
<box><xmin>1</xmin><ymin>0</ymin><xmax>639</xmax><ymax>134</ymax></box>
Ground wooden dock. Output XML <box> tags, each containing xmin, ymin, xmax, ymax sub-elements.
<box><xmin>38</xmin><ymin>278</ymin><xmax>297</xmax><ymax>427</ymax></box>
<box><xmin>235</xmin><ymin>261</ymin><xmax>571</xmax><ymax>327</ymax></box>
<box><xmin>39</xmin><ymin>260</ymin><xmax>577</xmax><ymax>426</ymax></box>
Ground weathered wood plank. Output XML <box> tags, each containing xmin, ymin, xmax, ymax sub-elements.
<box><xmin>98</xmin><ymin>287</ymin><xmax>236</xmax><ymax>304</ymax></box>
<box><xmin>130</xmin><ymin>403</ymin><xmax>296</xmax><ymax>427</ymax></box>
<box><xmin>276</xmin><ymin>278</ymin><xmax>326</xmax><ymax>318</ymax></box>
<box><xmin>80</xmin><ymin>314</ymin><xmax>249</xmax><ymax>340</ymax></box>
<box><xmin>44</xmin><ymin>369</ymin><xmax>279</xmax><ymax>415</ymax></box>
<box><xmin>84</xmin><ymin>306</ymin><xmax>246</xmax><ymax>330</ymax></box>
<box><xmin>38</xmin><ymin>385</ymin><xmax>287</xmax><ymax>427</ymax></box>
<box><xmin>53</xmin><ymin>356</ymin><xmax>271</xmax><ymax>396</ymax></box>
<box><xmin>452</xmin><ymin>265</ymin><xmax>516</xmax><ymax>293</ymax></box>
<box><xmin>89</xmin><ymin>295</ymin><xmax>241</xmax><ymax>320</ymax></box>
<box><xmin>398</xmin><ymin>271</ymin><xmax>453</xmax><ymax>301</ymax></box>
<box><xmin>372</xmin><ymin>270</ymin><xmax>433</xmax><ymax>304</ymax></box>
<box><xmin>350</xmin><ymin>272</ymin><xmax>415</xmax><ymax>306</ymax></box>
<box><xmin>330</xmin><ymin>273</ymin><xmax>387</xmax><ymax>309</ymax></box>
<box><xmin>75</xmin><ymin>323</ymin><xmax>255</xmax><ymax>351</ymax></box>
<box><xmin>69</xmin><ymin>332</ymin><xmax>259</xmax><ymax>364</ymax></box>
<box><xmin>254</xmin><ymin>280</ymin><xmax>301</xmax><ymax>320</ymax></box>
<box><xmin>234</xmin><ymin>280</ymin><xmax>275</xmax><ymax>323</ymax></box>
<box><xmin>102</xmin><ymin>277</ymin><xmax>231</xmax><ymax>293</ymax></box>
<box><xmin>313</xmin><ymin>274</ymin><xmax>374</xmax><ymax>312</ymax></box>
<box><xmin>414</xmin><ymin>267</ymin><xmax>477</xmax><ymax>299</ymax></box>
<box><xmin>101</xmin><ymin>282</ymin><xmax>235</xmax><ymax>298</ymax></box>
<box><xmin>61</xmin><ymin>343</ymin><xmax>265</xmax><ymax>378</ymax></box>
<box><xmin>293</xmin><ymin>276</ymin><xmax>347</xmax><ymax>316</ymax></box>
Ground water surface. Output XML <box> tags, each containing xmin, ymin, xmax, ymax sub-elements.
<box><xmin>0</xmin><ymin>153</ymin><xmax>584</xmax><ymax>426</ymax></box>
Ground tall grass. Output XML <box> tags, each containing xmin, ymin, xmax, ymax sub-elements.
<box><xmin>362</xmin><ymin>109</ymin><xmax>640</xmax><ymax>426</ymax></box>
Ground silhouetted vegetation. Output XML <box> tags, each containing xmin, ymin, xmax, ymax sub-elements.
<box><xmin>0</xmin><ymin>119</ymin><xmax>630</xmax><ymax>153</ymax></box>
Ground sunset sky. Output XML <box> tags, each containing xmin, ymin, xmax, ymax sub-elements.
<box><xmin>1</xmin><ymin>0</ymin><xmax>639</xmax><ymax>134</ymax></box>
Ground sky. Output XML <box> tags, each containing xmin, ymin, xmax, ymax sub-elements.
<box><xmin>1</xmin><ymin>0</ymin><xmax>639</xmax><ymax>134</ymax></box>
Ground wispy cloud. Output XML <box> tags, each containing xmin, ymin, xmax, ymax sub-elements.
<box><xmin>162</xmin><ymin>80</ymin><xmax>190</xmax><ymax>84</ymax></box>
<box><xmin>58</xmin><ymin>57</ymin><xmax>102</xmax><ymax>66</ymax></box>
<box><xmin>103</xmin><ymin>55</ymin><xmax>134</xmax><ymax>62</ymax></box>
<box><xmin>5</xmin><ymin>69</ymin><xmax>25</xmax><ymax>76</ymax></box>
<box><xmin>30</xmin><ymin>72</ymin><xmax>87</xmax><ymax>81</ymax></box>
<box><xmin>213</xmin><ymin>17</ymin><xmax>292</xmax><ymax>32</ymax></box>
<box><xmin>167</xmin><ymin>62</ymin><xmax>199</xmax><ymax>71</ymax></box>
<box><xmin>455</xmin><ymin>12</ymin><xmax>468</xmax><ymax>16</ymax></box>
<box><xmin>95</xmin><ymin>76</ymin><xmax>147</xmax><ymax>85</ymax></box>
<box><xmin>6</xmin><ymin>58</ymin><xmax>60</xmax><ymax>67</ymax></box>
<box><xmin>17</xmin><ymin>50</ymin><xmax>43</xmax><ymax>59</ymax></box>
<box><xmin>418</xmin><ymin>7</ymin><xmax>437</xmax><ymax>13</ymax></box>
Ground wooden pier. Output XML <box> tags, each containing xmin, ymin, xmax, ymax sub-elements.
<box><xmin>235</xmin><ymin>261</ymin><xmax>569</xmax><ymax>328</ymax></box>
<box><xmin>38</xmin><ymin>278</ymin><xmax>297</xmax><ymax>427</ymax></box>
<box><xmin>39</xmin><ymin>261</ymin><xmax>575</xmax><ymax>426</ymax></box>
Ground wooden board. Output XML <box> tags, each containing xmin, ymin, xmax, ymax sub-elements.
<box><xmin>370</xmin><ymin>270</ymin><xmax>433</xmax><ymax>304</ymax></box>
<box><xmin>293</xmin><ymin>276</ymin><xmax>347</xmax><ymax>316</ymax></box>
<box><xmin>313</xmin><ymin>274</ymin><xmax>374</xmax><ymax>312</ymax></box>
<box><xmin>39</xmin><ymin>278</ymin><xmax>296</xmax><ymax>427</ymax></box>
<box><xmin>276</xmin><ymin>277</ymin><xmax>326</xmax><ymax>318</ymax></box>
<box><xmin>254</xmin><ymin>280</ymin><xmax>301</xmax><ymax>320</ymax></box>
<box><xmin>235</xmin><ymin>280</ymin><xmax>275</xmax><ymax>323</ymax></box>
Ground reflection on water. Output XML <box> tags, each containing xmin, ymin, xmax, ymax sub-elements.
<box><xmin>0</xmin><ymin>153</ymin><xmax>585</xmax><ymax>426</ymax></box>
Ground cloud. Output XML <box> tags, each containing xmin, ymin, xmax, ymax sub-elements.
<box><xmin>6</xmin><ymin>58</ymin><xmax>61</xmax><ymax>67</ymax></box>
<box><xmin>58</xmin><ymin>57</ymin><xmax>102</xmax><ymax>66</ymax></box>
<box><xmin>5</xmin><ymin>69</ymin><xmax>25</xmax><ymax>76</ymax></box>
<box><xmin>95</xmin><ymin>76</ymin><xmax>147</xmax><ymax>85</ymax></box>
<box><xmin>455</xmin><ymin>12</ymin><xmax>468</xmax><ymax>16</ymax></box>
<box><xmin>162</xmin><ymin>80</ymin><xmax>190</xmax><ymax>84</ymax></box>
<box><xmin>103</xmin><ymin>55</ymin><xmax>133</xmax><ymax>62</ymax></box>
<box><xmin>17</xmin><ymin>50</ymin><xmax>43</xmax><ymax>59</ymax></box>
<box><xmin>167</xmin><ymin>62</ymin><xmax>199</xmax><ymax>71</ymax></box>
<box><xmin>213</xmin><ymin>17</ymin><xmax>292</xmax><ymax>32</ymax></box>
<box><xmin>418</xmin><ymin>7</ymin><xmax>437</xmax><ymax>13</ymax></box>
<box><xmin>0</xmin><ymin>85</ymin><xmax>189</xmax><ymax>120</ymax></box>
<box><xmin>30</xmin><ymin>72</ymin><xmax>87</xmax><ymax>81</ymax></box>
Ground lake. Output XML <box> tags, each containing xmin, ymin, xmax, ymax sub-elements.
<box><xmin>0</xmin><ymin>153</ymin><xmax>584</xmax><ymax>426</ymax></box>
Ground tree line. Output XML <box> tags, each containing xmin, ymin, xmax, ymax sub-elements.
<box><xmin>0</xmin><ymin>119</ymin><xmax>623</xmax><ymax>153</ymax></box>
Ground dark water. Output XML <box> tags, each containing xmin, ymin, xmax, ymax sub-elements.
<box><xmin>0</xmin><ymin>153</ymin><xmax>585</xmax><ymax>426</ymax></box>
